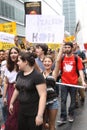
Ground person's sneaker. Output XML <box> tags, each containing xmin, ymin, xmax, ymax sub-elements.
<box><xmin>68</xmin><ymin>115</ymin><xmax>74</xmax><ymax>123</ymax></box>
<box><xmin>57</xmin><ymin>118</ymin><xmax>67</xmax><ymax>126</ymax></box>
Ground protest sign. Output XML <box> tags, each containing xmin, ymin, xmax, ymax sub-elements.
<box><xmin>26</xmin><ymin>15</ymin><xmax>64</xmax><ymax>43</ymax></box>
<box><xmin>0</xmin><ymin>22</ymin><xmax>16</xmax><ymax>35</ymax></box>
<box><xmin>0</xmin><ymin>32</ymin><xmax>15</xmax><ymax>50</ymax></box>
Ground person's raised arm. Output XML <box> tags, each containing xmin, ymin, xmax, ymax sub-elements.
<box><xmin>52</xmin><ymin>44</ymin><xmax>64</xmax><ymax>80</ymax></box>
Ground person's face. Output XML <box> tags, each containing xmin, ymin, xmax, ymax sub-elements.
<box><xmin>10</xmin><ymin>48</ymin><xmax>19</xmax><ymax>62</ymax></box>
<box><xmin>17</xmin><ymin>56</ymin><xmax>26</xmax><ymax>71</ymax></box>
<box><xmin>5</xmin><ymin>50</ymin><xmax>9</xmax><ymax>60</ymax></box>
<box><xmin>35</xmin><ymin>46</ymin><xmax>44</xmax><ymax>56</ymax></box>
<box><xmin>0</xmin><ymin>51</ymin><xmax>5</xmax><ymax>61</ymax></box>
<box><xmin>64</xmin><ymin>45</ymin><xmax>72</xmax><ymax>54</ymax></box>
<box><xmin>43</xmin><ymin>57</ymin><xmax>53</xmax><ymax>70</ymax></box>
<box><xmin>73</xmin><ymin>43</ymin><xmax>77</xmax><ymax>51</ymax></box>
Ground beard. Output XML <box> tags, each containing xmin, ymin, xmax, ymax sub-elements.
<box><xmin>65</xmin><ymin>49</ymin><xmax>72</xmax><ymax>54</ymax></box>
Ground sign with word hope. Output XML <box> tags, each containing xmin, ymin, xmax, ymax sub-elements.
<box><xmin>26</xmin><ymin>15</ymin><xmax>64</xmax><ymax>43</ymax></box>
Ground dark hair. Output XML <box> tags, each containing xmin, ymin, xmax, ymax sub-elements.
<box><xmin>65</xmin><ymin>42</ymin><xmax>73</xmax><ymax>48</ymax></box>
<box><xmin>36</xmin><ymin>43</ymin><xmax>48</xmax><ymax>55</ymax></box>
<box><xmin>7</xmin><ymin>47</ymin><xmax>20</xmax><ymax>72</ymax></box>
<box><xmin>0</xmin><ymin>49</ymin><xmax>5</xmax><ymax>52</ymax></box>
<box><xmin>19</xmin><ymin>51</ymin><xmax>35</xmax><ymax>66</ymax></box>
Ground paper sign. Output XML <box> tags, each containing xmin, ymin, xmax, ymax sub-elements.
<box><xmin>0</xmin><ymin>32</ymin><xmax>15</xmax><ymax>50</ymax></box>
<box><xmin>26</xmin><ymin>15</ymin><xmax>64</xmax><ymax>43</ymax></box>
<box><xmin>0</xmin><ymin>22</ymin><xmax>16</xmax><ymax>35</ymax></box>
<box><xmin>0</xmin><ymin>32</ymin><xmax>15</xmax><ymax>43</ymax></box>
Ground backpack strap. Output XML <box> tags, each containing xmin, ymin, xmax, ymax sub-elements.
<box><xmin>74</xmin><ymin>55</ymin><xmax>79</xmax><ymax>76</ymax></box>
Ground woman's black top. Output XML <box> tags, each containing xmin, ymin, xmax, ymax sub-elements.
<box><xmin>16</xmin><ymin>69</ymin><xmax>45</xmax><ymax>116</ymax></box>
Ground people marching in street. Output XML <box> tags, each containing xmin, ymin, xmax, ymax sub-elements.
<box><xmin>73</xmin><ymin>42</ymin><xmax>87</xmax><ymax>108</ymax></box>
<box><xmin>57</xmin><ymin>42</ymin><xmax>87</xmax><ymax>126</ymax></box>
<box><xmin>0</xmin><ymin>41</ymin><xmax>87</xmax><ymax>130</ymax></box>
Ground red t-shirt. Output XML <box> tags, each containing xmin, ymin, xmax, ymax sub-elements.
<box><xmin>61</xmin><ymin>55</ymin><xmax>83</xmax><ymax>85</ymax></box>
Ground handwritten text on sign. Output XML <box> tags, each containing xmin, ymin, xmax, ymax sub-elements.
<box><xmin>0</xmin><ymin>32</ymin><xmax>15</xmax><ymax>43</ymax></box>
<box><xmin>26</xmin><ymin>15</ymin><xmax>64</xmax><ymax>43</ymax></box>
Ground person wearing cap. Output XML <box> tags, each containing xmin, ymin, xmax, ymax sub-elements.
<box><xmin>57</xmin><ymin>42</ymin><xmax>86</xmax><ymax>125</ymax></box>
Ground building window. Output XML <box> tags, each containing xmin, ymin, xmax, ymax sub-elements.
<box><xmin>0</xmin><ymin>0</ymin><xmax>24</xmax><ymax>23</ymax></box>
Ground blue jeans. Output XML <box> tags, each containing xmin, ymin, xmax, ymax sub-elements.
<box><xmin>60</xmin><ymin>85</ymin><xmax>77</xmax><ymax>119</ymax></box>
<box><xmin>46</xmin><ymin>100</ymin><xmax>59</xmax><ymax>110</ymax></box>
<box><xmin>0</xmin><ymin>86</ymin><xmax>7</xmax><ymax>123</ymax></box>
<box><xmin>2</xmin><ymin>105</ymin><xmax>7</xmax><ymax>122</ymax></box>
<box><xmin>0</xmin><ymin>97</ymin><xmax>7</xmax><ymax>123</ymax></box>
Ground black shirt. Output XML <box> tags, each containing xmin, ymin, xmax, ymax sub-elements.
<box><xmin>16</xmin><ymin>69</ymin><xmax>45</xmax><ymax>116</ymax></box>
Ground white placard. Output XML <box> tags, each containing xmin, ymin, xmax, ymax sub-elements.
<box><xmin>0</xmin><ymin>32</ymin><xmax>15</xmax><ymax>44</ymax></box>
<box><xmin>26</xmin><ymin>15</ymin><xmax>64</xmax><ymax>43</ymax></box>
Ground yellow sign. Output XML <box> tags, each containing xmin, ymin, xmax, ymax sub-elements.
<box><xmin>0</xmin><ymin>42</ymin><xmax>15</xmax><ymax>50</ymax></box>
<box><xmin>0</xmin><ymin>22</ymin><xmax>17</xmax><ymax>50</ymax></box>
<box><xmin>0</xmin><ymin>22</ymin><xmax>17</xmax><ymax>35</ymax></box>
<box><xmin>64</xmin><ymin>36</ymin><xmax>75</xmax><ymax>42</ymax></box>
<box><xmin>48</xmin><ymin>43</ymin><xmax>61</xmax><ymax>50</ymax></box>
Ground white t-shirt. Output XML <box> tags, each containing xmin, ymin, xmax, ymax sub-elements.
<box><xmin>4</xmin><ymin>67</ymin><xmax>17</xmax><ymax>83</ymax></box>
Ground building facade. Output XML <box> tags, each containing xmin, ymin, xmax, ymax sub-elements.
<box><xmin>0</xmin><ymin>0</ymin><xmax>63</xmax><ymax>37</ymax></box>
<box><xmin>0</xmin><ymin>0</ymin><xmax>25</xmax><ymax>36</ymax></box>
<box><xmin>23</xmin><ymin>0</ymin><xmax>63</xmax><ymax>15</ymax></box>
<box><xmin>63</xmin><ymin>0</ymin><xmax>76</xmax><ymax>35</ymax></box>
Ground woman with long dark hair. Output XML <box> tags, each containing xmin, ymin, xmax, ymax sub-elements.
<box><xmin>3</xmin><ymin>47</ymin><xmax>20</xmax><ymax>130</ymax></box>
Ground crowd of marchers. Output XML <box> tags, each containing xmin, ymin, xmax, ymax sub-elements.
<box><xmin>0</xmin><ymin>40</ymin><xmax>87</xmax><ymax>130</ymax></box>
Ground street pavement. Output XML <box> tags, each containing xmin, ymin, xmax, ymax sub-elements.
<box><xmin>56</xmin><ymin>91</ymin><xmax>87</xmax><ymax>130</ymax></box>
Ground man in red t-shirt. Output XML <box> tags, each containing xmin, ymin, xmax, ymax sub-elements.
<box><xmin>57</xmin><ymin>42</ymin><xmax>86</xmax><ymax>125</ymax></box>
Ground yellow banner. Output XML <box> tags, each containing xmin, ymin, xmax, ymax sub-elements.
<box><xmin>0</xmin><ymin>42</ymin><xmax>15</xmax><ymax>50</ymax></box>
<box><xmin>48</xmin><ymin>43</ymin><xmax>61</xmax><ymax>50</ymax></box>
<box><xmin>0</xmin><ymin>22</ymin><xmax>16</xmax><ymax>35</ymax></box>
<box><xmin>0</xmin><ymin>22</ymin><xmax>17</xmax><ymax>50</ymax></box>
